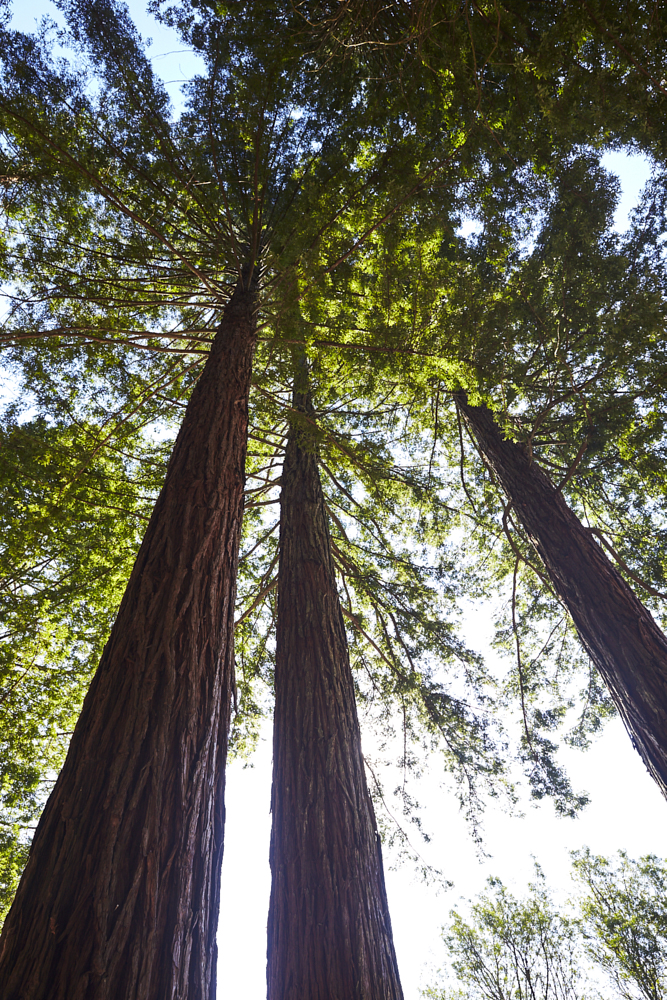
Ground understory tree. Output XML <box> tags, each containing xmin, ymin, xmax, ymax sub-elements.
<box><xmin>574</xmin><ymin>849</ymin><xmax>667</xmax><ymax>1000</ymax></box>
<box><xmin>424</xmin><ymin>871</ymin><xmax>587</xmax><ymax>1000</ymax></box>
<box><xmin>426</xmin><ymin>853</ymin><xmax>667</xmax><ymax>1000</ymax></box>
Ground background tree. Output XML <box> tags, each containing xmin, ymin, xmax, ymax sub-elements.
<box><xmin>456</xmin><ymin>391</ymin><xmax>667</xmax><ymax>802</ymax></box>
<box><xmin>423</xmin><ymin>870</ymin><xmax>590</xmax><ymax>1000</ymax></box>
<box><xmin>426</xmin><ymin>852</ymin><xmax>667</xmax><ymax>1000</ymax></box>
<box><xmin>443</xmin><ymin>158</ymin><xmax>667</xmax><ymax>799</ymax></box>
<box><xmin>573</xmin><ymin>850</ymin><xmax>667</xmax><ymax>1000</ymax></box>
<box><xmin>335</xmin><ymin>137</ymin><xmax>667</xmax><ymax>802</ymax></box>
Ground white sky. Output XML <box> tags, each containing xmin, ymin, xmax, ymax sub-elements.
<box><xmin>5</xmin><ymin>3</ymin><xmax>663</xmax><ymax>997</ymax></box>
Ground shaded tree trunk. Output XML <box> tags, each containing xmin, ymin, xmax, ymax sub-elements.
<box><xmin>0</xmin><ymin>275</ymin><xmax>258</xmax><ymax>1000</ymax></box>
<box><xmin>267</xmin><ymin>375</ymin><xmax>403</xmax><ymax>1000</ymax></box>
<box><xmin>456</xmin><ymin>392</ymin><xmax>667</xmax><ymax>800</ymax></box>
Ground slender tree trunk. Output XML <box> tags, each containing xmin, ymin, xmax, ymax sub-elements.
<box><xmin>267</xmin><ymin>374</ymin><xmax>404</xmax><ymax>1000</ymax></box>
<box><xmin>455</xmin><ymin>392</ymin><xmax>667</xmax><ymax>800</ymax></box>
<box><xmin>0</xmin><ymin>275</ymin><xmax>258</xmax><ymax>1000</ymax></box>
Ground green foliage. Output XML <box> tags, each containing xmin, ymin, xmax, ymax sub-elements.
<box><xmin>0</xmin><ymin>411</ymin><xmax>165</xmax><ymax>923</ymax></box>
<box><xmin>573</xmin><ymin>850</ymin><xmax>667</xmax><ymax>1000</ymax></box>
<box><xmin>424</xmin><ymin>869</ymin><xmax>590</xmax><ymax>1000</ymax></box>
<box><xmin>426</xmin><ymin>852</ymin><xmax>667</xmax><ymax>1000</ymax></box>
<box><xmin>0</xmin><ymin>824</ymin><xmax>29</xmax><ymax>927</ymax></box>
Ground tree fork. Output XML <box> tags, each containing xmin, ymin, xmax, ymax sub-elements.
<box><xmin>455</xmin><ymin>391</ymin><xmax>667</xmax><ymax>800</ymax></box>
<box><xmin>267</xmin><ymin>367</ymin><xmax>403</xmax><ymax>1000</ymax></box>
<box><xmin>0</xmin><ymin>272</ymin><xmax>258</xmax><ymax>1000</ymax></box>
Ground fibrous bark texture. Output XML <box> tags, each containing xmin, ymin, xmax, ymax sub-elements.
<box><xmin>267</xmin><ymin>387</ymin><xmax>403</xmax><ymax>1000</ymax></box>
<box><xmin>0</xmin><ymin>277</ymin><xmax>258</xmax><ymax>1000</ymax></box>
<box><xmin>456</xmin><ymin>392</ymin><xmax>667</xmax><ymax>800</ymax></box>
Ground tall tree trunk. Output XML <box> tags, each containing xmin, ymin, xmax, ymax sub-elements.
<box><xmin>267</xmin><ymin>375</ymin><xmax>404</xmax><ymax>1000</ymax></box>
<box><xmin>455</xmin><ymin>392</ymin><xmax>667</xmax><ymax>800</ymax></box>
<box><xmin>0</xmin><ymin>275</ymin><xmax>258</xmax><ymax>1000</ymax></box>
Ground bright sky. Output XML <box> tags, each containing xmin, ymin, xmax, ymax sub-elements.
<box><xmin>5</xmin><ymin>3</ymin><xmax>664</xmax><ymax>998</ymax></box>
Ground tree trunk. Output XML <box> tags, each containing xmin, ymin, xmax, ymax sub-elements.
<box><xmin>0</xmin><ymin>275</ymin><xmax>258</xmax><ymax>1000</ymax></box>
<box><xmin>267</xmin><ymin>379</ymin><xmax>404</xmax><ymax>1000</ymax></box>
<box><xmin>455</xmin><ymin>392</ymin><xmax>667</xmax><ymax>800</ymax></box>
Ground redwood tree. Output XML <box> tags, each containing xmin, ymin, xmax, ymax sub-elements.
<box><xmin>267</xmin><ymin>368</ymin><xmax>404</xmax><ymax>1000</ymax></box>
<box><xmin>456</xmin><ymin>392</ymin><xmax>667</xmax><ymax>802</ymax></box>
<box><xmin>338</xmin><ymin>139</ymin><xmax>667</xmax><ymax>804</ymax></box>
<box><xmin>0</xmin><ymin>273</ymin><xmax>257</xmax><ymax>998</ymax></box>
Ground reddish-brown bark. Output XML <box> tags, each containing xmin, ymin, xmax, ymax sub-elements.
<box><xmin>267</xmin><ymin>385</ymin><xmax>404</xmax><ymax>1000</ymax></box>
<box><xmin>0</xmin><ymin>275</ymin><xmax>258</xmax><ymax>1000</ymax></box>
<box><xmin>456</xmin><ymin>392</ymin><xmax>667</xmax><ymax>800</ymax></box>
